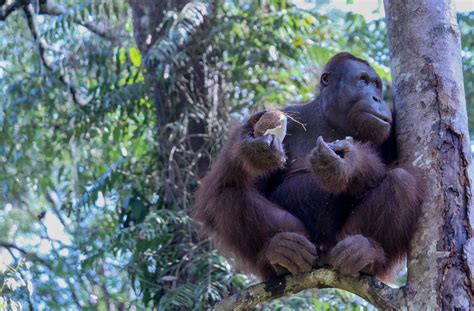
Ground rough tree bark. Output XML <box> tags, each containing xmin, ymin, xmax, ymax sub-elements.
<box><xmin>384</xmin><ymin>0</ymin><xmax>473</xmax><ymax>309</ymax></box>
<box><xmin>216</xmin><ymin>0</ymin><xmax>473</xmax><ymax>309</ymax></box>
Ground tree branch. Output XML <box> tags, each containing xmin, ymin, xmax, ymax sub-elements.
<box><xmin>0</xmin><ymin>241</ymin><xmax>53</xmax><ymax>270</ymax></box>
<box><xmin>38</xmin><ymin>0</ymin><xmax>123</xmax><ymax>42</ymax></box>
<box><xmin>214</xmin><ymin>268</ymin><xmax>404</xmax><ymax>311</ymax></box>
<box><xmin>23</xmin><ymin>3</ymin><xmax>89</xmax><ymax>105</ymax></box>
<box><xmin>1</xmin><ymin>0</ymin><xmax>122</xmax><ymax>40</ymax></box>
<box><xmin>0</xmin><ymin>0</ymin><xmax>28</xmax><ymax>21</ymax></box>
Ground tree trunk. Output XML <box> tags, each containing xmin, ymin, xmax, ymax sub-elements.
<box><xmin>384</xmin><ymin>0</ymin><xmax>473</xmax><ymax>309</ymax></box>
<box><xmin>127</xmin><ymin>0</ymin><xmax>225</xmax><ymax>207</ymax></box>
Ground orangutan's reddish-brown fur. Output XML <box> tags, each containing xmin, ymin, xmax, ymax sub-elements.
<box><xmin>194</xmin><ymin>113</ymin><xmax>314</xmax><ymax>279</ymax></box>
<box><xmin>193</xmin><ymin>52</ymin><xmax>425</xmax><ymax>281</ymax></box>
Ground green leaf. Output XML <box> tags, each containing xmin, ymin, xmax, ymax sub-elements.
<box><xmin>129</xmin><ymin>48</ymin><xmax>141</xmax><ymax>67</ymax></box>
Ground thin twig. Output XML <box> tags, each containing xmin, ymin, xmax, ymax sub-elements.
<box><xmin>23</xmin><ymin>3</ymin><xmax>89</xmax><ymax>105</ymax></box>
<box><xmin>0</xmin><ymin>241</ymin><xmax>53</xmax><ymax>270</ymax></box>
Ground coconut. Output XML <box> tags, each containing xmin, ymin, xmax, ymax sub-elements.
<box><xmin>254</xmin><ymin>110</ymin><xmax>288</xmax><ymax>141</ymax></box>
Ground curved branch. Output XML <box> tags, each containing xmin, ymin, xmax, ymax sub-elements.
<box><xmin>214</xmin><ymin>268</ymin><xmax>404</xmax><ymax>310</ymax></box>
<box><xmin>0</xmin><ymin>0</ymin><xmax>28</xmax><ymax>21</ymax></box>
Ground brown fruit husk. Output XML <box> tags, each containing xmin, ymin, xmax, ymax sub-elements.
<box><xmin>254</xmin><ymin>110</ymin><xmax>287</xmax><ymax>140</ymax></box>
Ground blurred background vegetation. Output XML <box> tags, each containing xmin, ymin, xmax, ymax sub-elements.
<box><xmin>0</xmin><ymin>0</ymin><xmax>472</xmax><ymax>310</ymax></box>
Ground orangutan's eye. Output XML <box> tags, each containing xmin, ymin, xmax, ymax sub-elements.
<box><xmin>359</xmin><ymin>73</ymin><xmax>370</xmax><ymax>85</ymax></box>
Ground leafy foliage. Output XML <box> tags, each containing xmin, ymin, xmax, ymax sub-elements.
<box><xmin>0</xmin><ymin>260</ymin><xmax>33</xmax><ymax>311</ymax></box>
<box><xmin>0</xmin><ymin>0</ymin><xmax>472</xmax><ymax>309</ymax></box>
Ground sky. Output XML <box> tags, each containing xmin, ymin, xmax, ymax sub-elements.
<box><xmin>296</xmin><ymin>0</ymin><xmax>474</xmax><ymax>21</ymax></box>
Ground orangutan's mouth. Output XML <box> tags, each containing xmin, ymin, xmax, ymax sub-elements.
<box><xmin>362</xmin><ymin>111</ymin><xmax>391</xmax><ymax>126</ymax></box>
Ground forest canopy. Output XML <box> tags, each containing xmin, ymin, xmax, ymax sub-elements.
<box><xmin>0</xmin><ymin>0</ymin><xmax>472</xmax><ymax>309</ymax></box>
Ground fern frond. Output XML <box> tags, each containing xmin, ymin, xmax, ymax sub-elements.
<box><xmin>144</xmin><ymin>0</ymin><xmax>214</xmax><ymax>68</ymax></box>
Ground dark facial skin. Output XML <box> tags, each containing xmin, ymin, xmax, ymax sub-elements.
<box><xmin>319</xmin><ymin>59</ymin><xmax>392</xmax><ymax>145</ymax></box>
